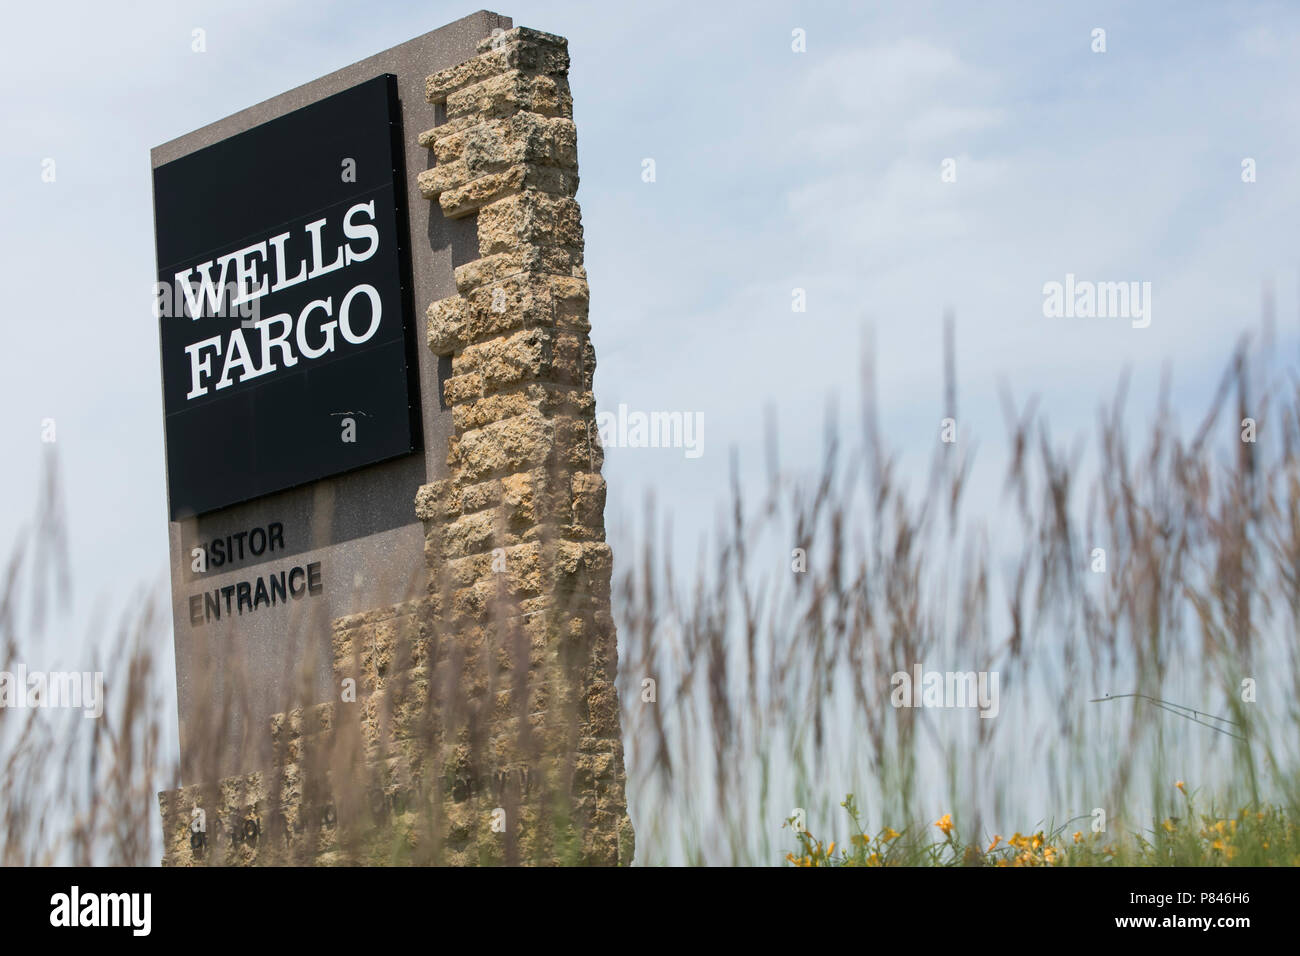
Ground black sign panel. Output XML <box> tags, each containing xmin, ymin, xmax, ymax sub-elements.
<box><xmin>153</xmin><ymin>75</ymin><xmax>420</xmax><ymax>520</ymax></box>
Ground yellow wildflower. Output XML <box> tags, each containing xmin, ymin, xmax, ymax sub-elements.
<box><xmin>935</xmin><ymin>814</ymin><xmax>954</xmax><ymax>837</ymax></box>
<box><xmin>1073</xmin><ymin>831</ymin><xmax>1083</xmax><ymax>844</ymax></box>
<box><xmin>1176</xmin><ymin>780</ymin><xmax>1186</xmax><ymax>795</ymax></box>
<box><xmin>987</xmin><ymin>835</ymin><xmax>1001</xmax><ymax>852</ymax></box>
<box><xmin>882</xmin><ymin>827</ymin><xmax>900</xmax><ymax>842</ymax></box>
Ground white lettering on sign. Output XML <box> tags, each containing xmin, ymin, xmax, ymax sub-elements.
<box><xmin>174</xmin><ymin>200</ymin><xmax>383</xmax><ymax>399</ymax></box>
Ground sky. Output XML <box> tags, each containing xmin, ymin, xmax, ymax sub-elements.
<box><xmin>1</xmin><ymin>0</ymin><xmax>1298</xmax><ymax>782</ymax></box>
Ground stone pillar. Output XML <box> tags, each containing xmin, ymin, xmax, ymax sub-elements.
<box><xmin>413</xmin><ymin>26</ymin><xmax>631</xmax><ymax>866</ymax></box>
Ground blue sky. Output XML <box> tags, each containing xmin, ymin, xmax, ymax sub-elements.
<box><xmin>1</xmin><ymin>0</ymin><xmax>1297</xmax><ymax>764</ymax></box>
